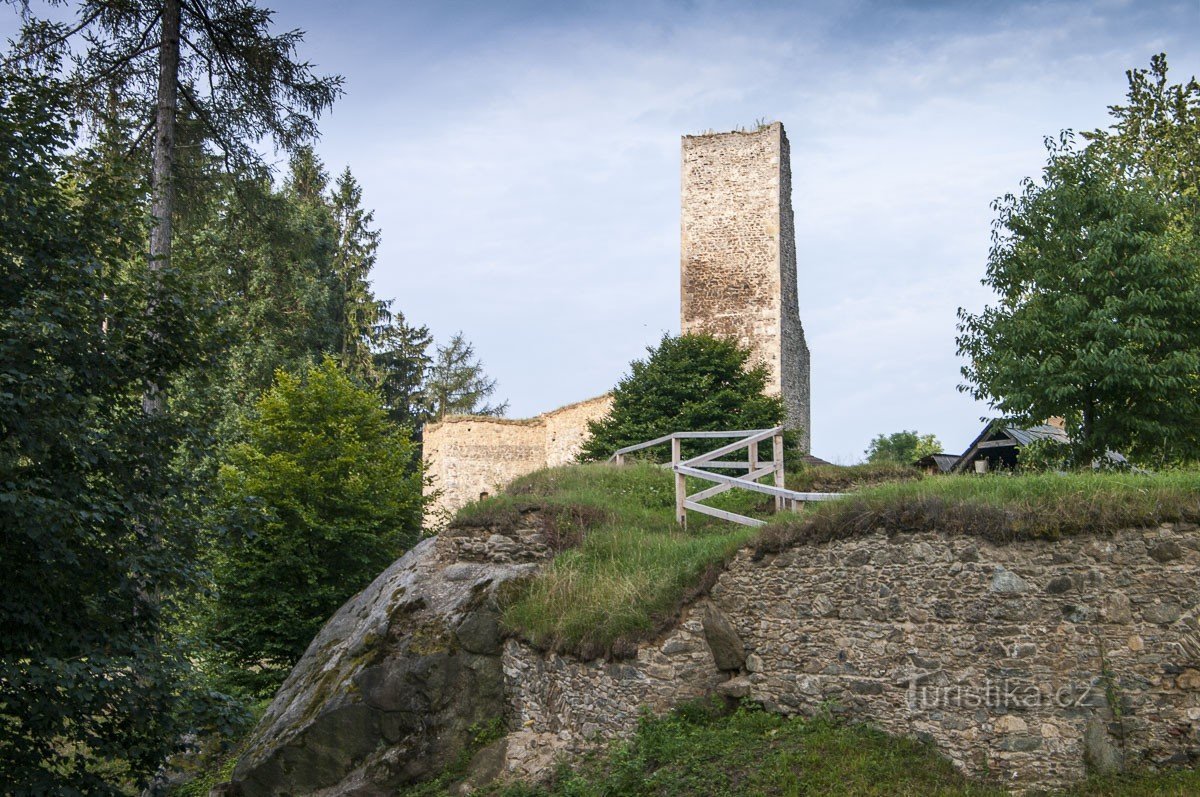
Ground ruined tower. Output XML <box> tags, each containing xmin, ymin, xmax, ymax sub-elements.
<box><xmin>680</xmin><ymin>122</ymin><xmax>811</xmax><ymax>451</ymax></box>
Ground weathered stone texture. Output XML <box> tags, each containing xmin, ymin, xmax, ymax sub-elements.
<box><xmin>225</xmin><ymin>517</ymin><xmax>556</xmax><ymax>796</ymax></box>
<box><xmin>505</xmin><ymin>525</ymin><xmax>1200</xmax><ymax>792</ymax></box>
<box><xmin>681</xmin><ymin>123</ymin><xmax>810</xmax><ymax>450</ymax></box>
<box><xmin>423</xmin><ymin>394</ymin><xmax>613</xmax><ymax>521</ymax></box>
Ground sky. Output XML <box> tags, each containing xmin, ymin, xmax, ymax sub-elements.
<box><xmin>9</xmin><ymin>0</ymin><xmax>1200</xmax><ymax>462</ymax></box>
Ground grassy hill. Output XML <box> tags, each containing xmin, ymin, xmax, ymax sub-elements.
<box><xmin>185</xmin><ymin>462</ymin><xmax>1200</xmax><ymax>797</ymax></box>
<box><xmin>488</xmin><ymin>462</ymin><xmax>1200</xmax><ymax>658</ymax></box>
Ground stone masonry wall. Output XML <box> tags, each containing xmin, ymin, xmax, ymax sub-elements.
<box><xmin>543</xmin><ymin>395</ymin><xmax>614</xmax><ymax>467</ymax></box>
<box><xmin>681</xmin><ymin>123</ymin><xmax>810</xmax><ymax>450</ymax></box>
<box><xmin>503</xmin><ymin>525</ymin><xmax>1200</xmax><ymax>792</ymax></box>
<box><xmin>423</xmin><ymin>395</ymin><xmax>613</xmax><ymax>521</ymax></box>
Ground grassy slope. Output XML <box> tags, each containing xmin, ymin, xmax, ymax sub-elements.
<box><xmin>490</xmin><ymin>464</ymin><xmax>1200</xmax><ymax>657</ymax></box>
<box><xmin>474</xmin><ymin>701</ymin><xmax>1200</xmax><ymax>797</ymax></box>
<box><xmin>760</xmin><ymin>469</ymin><xmax>1200</xmax><ymax>553</ymax></box>
<box><xmin>483</xmin><ymin>463</ymin><xmax>765</xmax><ymax>657</ymax></box>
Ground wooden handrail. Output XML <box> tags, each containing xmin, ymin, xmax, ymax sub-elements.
<box><xmin>608</xmin><ymin>428</ymin><xmax>775</xmax><ymax>462</ymax></box>
<box><xmin>610</xmin><ymin>427</ymin><xmax>843</xmax><ymax>527</ymax></box>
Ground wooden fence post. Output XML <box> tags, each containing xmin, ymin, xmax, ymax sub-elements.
<box><xmin>772</xmin><ymin>433</ymin><xmax>785</xmax><ymax>512</ymax></box>
<box><xmin>672</xmin><ymin>436</ymin><xmax>686</xmax><ymax>528</ymax></box>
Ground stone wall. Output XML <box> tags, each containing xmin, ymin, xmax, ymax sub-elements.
<box><xmin>680</xmin><ymin>122</ymin><xmax>811</xmax><ymax>451</ymax></box>
<box><xmin>423</xmin><ymin>395</ymin><xmax>613</xmax><ymax>521</ymax></box>
<box><xmin>503</xmin><ymin>525</ymin><xmax>1200</xmax><ymax>792</ymax></box>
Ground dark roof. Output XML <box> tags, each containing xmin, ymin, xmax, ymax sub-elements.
<box><xmin>914</xmin><ymin>453</ymin><xmax>960</xmax><ymax>472</ymax></box>
<box><xmin>801</xmin><ymin>454</ymin><xmax>834</xmax><ymax>467</ymax></box>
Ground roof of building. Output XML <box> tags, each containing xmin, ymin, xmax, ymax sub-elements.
<box><xmin>952</xmin><ymin>419</ymin><xmax>1126</xmax><ymax>472</ymax></box>
<box><xmin>800</xmin><ymin>454</ymin><xmax>834</xmax><ymax>467</ymax></box>
<box><xmin>914</xmin><ymin>453</ymin><xmax>961</xmax><ymax>472</ymax></box>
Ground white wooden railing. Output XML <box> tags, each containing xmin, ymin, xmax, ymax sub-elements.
<box><xmin>609</xmin><ymin>427</ymin><xmax>842</xmax><ymax>527</ymax></box>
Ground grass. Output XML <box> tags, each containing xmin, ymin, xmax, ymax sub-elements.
<box><xmin>458</xmin><ymin>700</ymin><xmax>1200</xmax><ymax>796</ymax></box>
<box><xmin>758</xmin><ymin>469</ymin><xmax>1200</xmax><ymax>555</ymax></box>
<box><xmin>786</xmin><ymin>461</ymin><xmax>923</xmax><ymax>493</ymax></box>
<box><xmin>478</xmin><ymin>463</ymin><xmax>766</xmax><ymax>658</ymax></box>
<box><xmin>488</xmin><ymin>464</ymin><xmax>1200</xmax><ymax>657</ymax></box>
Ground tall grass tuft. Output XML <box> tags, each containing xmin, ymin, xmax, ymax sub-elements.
<box><xmin>759</xmin><ymin>469</ymin><xmax>1200</xmax><ymax>555</ymax></box>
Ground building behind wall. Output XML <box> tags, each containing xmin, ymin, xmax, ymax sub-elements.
<box><xmin>424</xmin><ymin>121</ymin><xmax>815</xmax><ymax>519</ymax></box>
<box><xmin>680</xmin><ymin>122</ymin><xmax>811</xmax><ymax>452</ymax></box>
<box><xmin>423</xmin><ymin>394</ymin><xmax>613</xmax><ymax>520</ymax></box>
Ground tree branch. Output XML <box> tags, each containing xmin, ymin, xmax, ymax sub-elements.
<box><xmin>2</xmin><ymin>6</ymin><xmax>105</xmax><ymax>68</ymax></box>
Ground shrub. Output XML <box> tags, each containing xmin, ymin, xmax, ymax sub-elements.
<box><xmin>206</xmin><ymin>358</ymin><xmax>423</xmax><ymax>694</ymax></box>
<box><xmin>579</xmin><ymin>334</ymin><xmax>786</xmax><ymax>462</ymax></box>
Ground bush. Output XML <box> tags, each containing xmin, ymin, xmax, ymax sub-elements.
<box><xmin>579</xmin><ymin>334</ymin><xmax>786</xmax><ymax>462</ymax></box>
<box><xmin>206</xmin><ymin>358</ymin><xmax>424</xmax><ymax>694</ymax></box>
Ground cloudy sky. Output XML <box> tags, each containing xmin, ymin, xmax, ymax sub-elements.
<box><xmin>14</xmin><ymin>0</ymin><xmax>1200</xmax><ymax>462</ymax></box>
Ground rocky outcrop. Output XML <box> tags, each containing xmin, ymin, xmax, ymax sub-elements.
<box><xmin>225</xmin><ymin>514</ymin><xmax>1200</xmax><ymax>795</ymax></box>
<box><xmin>222</xmin><ymin>514</ymin><xmax>553</xmax><ymax>796</ymax></box>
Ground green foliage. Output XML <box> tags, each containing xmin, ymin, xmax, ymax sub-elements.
<box><xmin>1015</xmin><ymin>437</ymin><xmax>1074</xmax><ymax>472</ymax></box>
<box><xmin>961</xmin><ymin>56</ymin><xmax>1200</xmax><ymax>467</ymax></box>
<box><xmin>329</xmin><ymin>166</ymin><xmax>388</xmax><ymax>378</ymax></box>
<box><xmin>493</xmin><ymin>464</ymin><xmax>765</xmax><ymax>658</ymax></box>
<box><xmin>207</xmin><ymin>358</ymin><xmax>424</xmax><ymax>694</ymax></box>
<box><xmin>1084</xmin><ymin>54</ymin><xmax>1200</xmax><ymax>217</ymax></box>
<box><xmin>757</xmin><ymin>470</ymin><xmax>1200</xmax><ymax>554</ymax></box>
<box><xmin>0</xmin><ymin>72</ymin><xmax>226</xmax><ymax>795</ymax></box>
<box><xmin>957</xmin><ymin>136</ymin><xmax>1200</xmax><ymax>465</ymax></box>
<box><xmin>7</xmin><ymin>0</ymin><xmax>343</xmax><ymax>174</ymax></box>
<box><xmin>864</xmin><ymin>430</ymin><xmax>942</xmax><ymax>465</ymax></box>
<box><xmin>579</xmin><ymin>333</ymin><xmax>786</xmax><ymax>462</ymax></box>
<box><xmin>375</xmin><ymin>309</ymin><xmax>434</xmax><ymax>428</ymax></box>
<box><xmin>484</xmin><ymin>701</ymin><xmax>1001</xmax><ymax>796</ymax></box>
<box><xmin>171</xmin><ymin>148</ymin><xmax>393</xmax><ymax>447</ymax></box>
<box><xmin>424</xmin><ymin>332</ymin><xmax>508</xmax><ymax>421</ymax></box>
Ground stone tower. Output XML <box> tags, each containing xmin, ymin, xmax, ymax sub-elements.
<box><xmin>680</xmin><ymin>122</ymin><xmax>811</xmax><ymax>451</ymax></box>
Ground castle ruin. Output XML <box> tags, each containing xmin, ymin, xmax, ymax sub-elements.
<box><xmin>681</xmin><ymin>122</ymin><xmax>810</xmax><ymax>451</ymax></box>
<box><xmin>423</xmin><ymin>122</ymin><xmax>810</xmax><ymax>517</ymax></box>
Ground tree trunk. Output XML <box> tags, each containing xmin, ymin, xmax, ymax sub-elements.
<box><xmin>144</xmin><ymin>0</ymin><xmax>181</xmax><ymax>415</ymax></box>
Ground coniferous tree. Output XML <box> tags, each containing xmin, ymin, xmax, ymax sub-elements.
<box><xmin>579</xmin><ymin>334</ymin><xmax>786</xmax><ymax>462</ymax></box>
<box><xmin>423</xmin><ymin>333</ymin><xmax>509</xmax><ymax>421</ymax></box>
<box><xmin>330</xmin><ymin>167</ymin><xmax>388</xmax><ymax>380</ymax></box>
<box><xmin>5</xmin><ymin>0</ymin><xmax>342</xmax><ymax>278</ymax></box>
<box><xmin>375</xmin><ymin>308</ymin><xmax>434</xmax><ymax>428</ymax></box>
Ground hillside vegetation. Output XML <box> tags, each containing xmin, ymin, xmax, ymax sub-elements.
<box><xmin>474</xmin><ymin>463</ymin><xmax>765</xmax><ymax>658</ymax></box>
<box><xmin>480</xmin><ymin>463</ymin><xmax>1200</xmax><ymax>657</ymax></box>
<box><xmin>411</xmin><ymin>700</ymin><xmax>1200</xmax><ymax>797</ymax></box>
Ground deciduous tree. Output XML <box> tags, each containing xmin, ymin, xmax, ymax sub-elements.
<box><xmin>864</xmin><ymin>430</ymin><xmax>942</xmax><ymax>465</ymax></box>
<box><xmin>0</xmin><ymin>72</ymin><xmax>225</xmax><ymax>796</ymax></box>
<box><xmin>207</xmin><ymin>359</ymin><xmax>423</xmax><ymax>694</ymax></box>
<box><xmin>956</xmin><ymin>138</ymin><xmax>1200</xmax><ymax>464</ymax></box>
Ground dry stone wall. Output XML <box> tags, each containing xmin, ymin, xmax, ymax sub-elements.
<box><xmin>503</xmin><ymin>525</ymin><xmax>1200</xmax><ymax>792</ymax></box>
<box><xmin>681</xmin><ymin>122</ymin><xmax>810</xmax><ymax>450</ymax></box>
<box><xmin>423</xmin><ymin>395</ymin><xmax>613</xmax><ymax>520</ymax></box>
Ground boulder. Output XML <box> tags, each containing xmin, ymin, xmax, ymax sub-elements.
<box><xmin>222</xmin><ymin>520</ymin><xmax>551</xmax><ymax>796</ymax></box>
<box><xmin>701</xmin><ymin>604</ymin><xmax>746</xmax><ymax>671</ymax></box>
